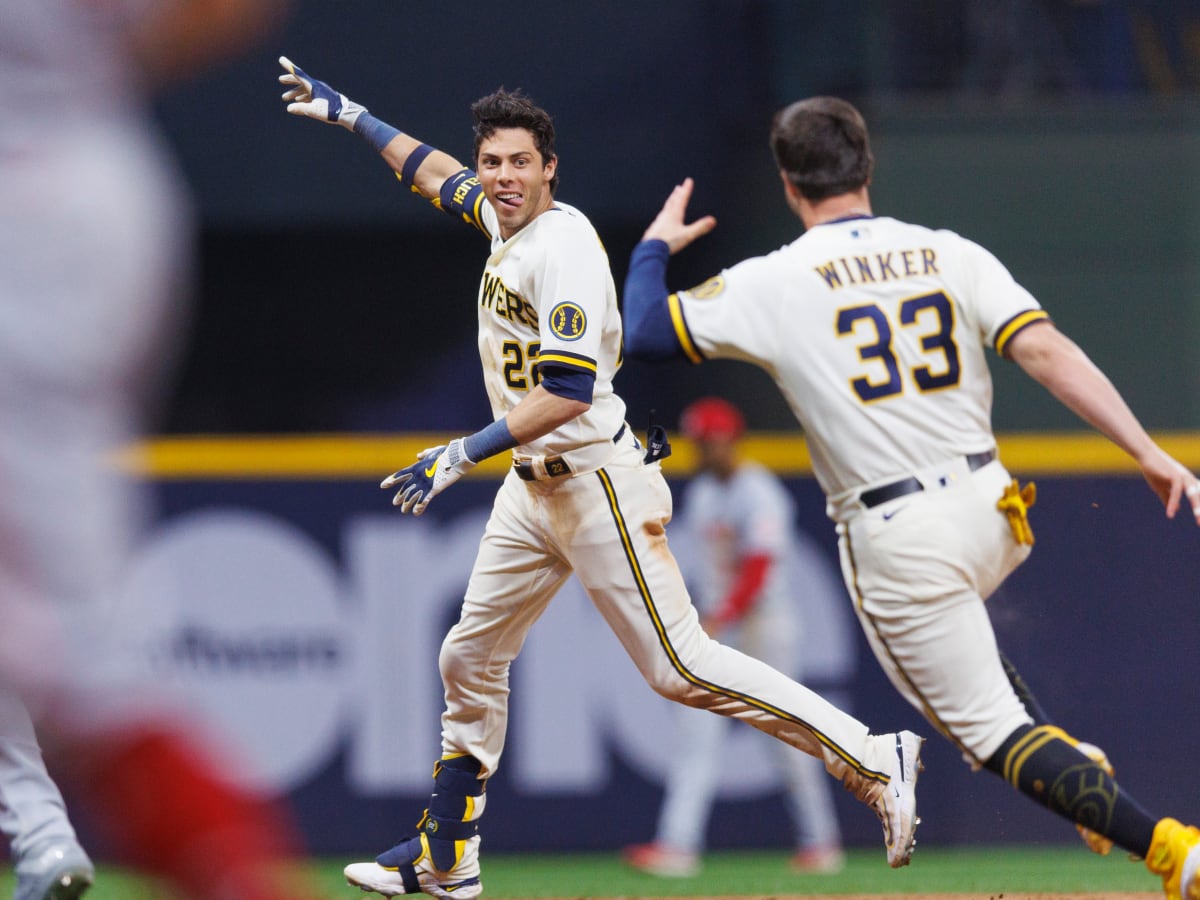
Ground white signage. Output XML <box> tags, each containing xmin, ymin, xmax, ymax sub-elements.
<box><xmin>118</xmin><ymin>505</ymin><xmax>857</xmax><ymax>798</ymax></box>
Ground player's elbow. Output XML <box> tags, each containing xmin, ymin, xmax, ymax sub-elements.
<box><xmin>557</xmin><ymin>397</ymin><xmax>591</xmax><ymax>420</ymax></box>
<box><xmin>623</xmin><ymin>327</ymin><xmax>653</xmax><ymax>359</ymax></box>
<box><xmin>624</xmin><ymin>325</ymin><xmax>680</xmax><ymax>362</ymax></box>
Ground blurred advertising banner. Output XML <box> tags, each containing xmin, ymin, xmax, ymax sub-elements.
<box><xmin>107</xmin><ymin>434</ymin><xmax>1200</xmax><ymax>853</ymax></box>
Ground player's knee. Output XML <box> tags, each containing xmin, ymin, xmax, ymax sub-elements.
<box><xmin>643</xmin><ymin>668</ymin><xmax>710</xmax><ymax>707</ymax></box>
<box><xmin>437</xmin><ymin>630</ymin><xmax>471</xmax><ymax>684</ymax></box>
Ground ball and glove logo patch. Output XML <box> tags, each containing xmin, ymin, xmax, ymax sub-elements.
<box><xmin>549</xmin><ymin>302</ymin><xmax>586</xmax><ymax>340</ymax></box>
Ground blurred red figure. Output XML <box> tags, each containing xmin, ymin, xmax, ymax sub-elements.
<box><xmin>0</xmin><ymin>1</ymin><xmax>307</xmax><ymax>897</ymax></box>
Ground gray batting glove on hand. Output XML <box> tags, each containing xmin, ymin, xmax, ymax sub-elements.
<box><xmin>278</xmin><ymin>56</ymin><xmax>366</xmax><ymax>130</ymax></box>
<box><xmin>381</xmin><ymin>439</ymin><xmax>476</xmax><ymax>515</ymax></box>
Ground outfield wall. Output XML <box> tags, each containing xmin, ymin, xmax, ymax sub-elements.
<box><xmin>99</xmin><ymin>433</ymin><xmax>1200</xmax><ymax>855</ymax></box>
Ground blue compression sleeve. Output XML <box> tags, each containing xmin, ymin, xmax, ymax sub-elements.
<box><xmin>399</xmin><ymin>143</ymin><xmax>434</xmax><ymax>186</ymax></box>
<box><xmin>623</xmin><ymin>240</ymin><xmax>687</xmax><ymax>361</ymax></box>
<box><xmin>539</xmin><ymin>364</ymin><xmax>594</xmax><ymax>404</ymax></box>
<box><xmin>353</xmin><ymin>112</ymin><xmax>402</xmax><ymax>154</ymax></box>
<box><xmin>463</xmin><ymin>418</ymin><xmax>518</xmax><ymax>462</ymax></box>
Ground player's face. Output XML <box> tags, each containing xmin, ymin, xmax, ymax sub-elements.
<box><xmin>476</xmin><ymin>128</ymin><xmax>557</xmax><ymax>239</ymax></box>
<box><xmin>697</xmin><ymin>436</ymin><xmax>738</xmax><ymax>479</ymax></box>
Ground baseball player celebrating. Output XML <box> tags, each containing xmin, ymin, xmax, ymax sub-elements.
<box><xmin>622</xmin><ymin>96</ymin><xmax>1200</xmax><ymax>900</ymax></box>
<box><xmin>623</xmin><ymin>397</ymin><xmax>845</xmax><ymax>877</ymax></box>
<box><xmin>278</xmin><ymin>62</ymin><xmax>924</xmax><ymax>898</ymax></box>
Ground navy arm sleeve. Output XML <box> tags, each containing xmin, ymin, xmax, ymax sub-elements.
<box><xmin>622</xmin><ymin>240</ymin><xmax>688</xmax><ymax>362</ymax></box>
<box><xmin>538</xmin><ymin>364</ymin><xmax>594</xmax><ymax>404</ymax></box>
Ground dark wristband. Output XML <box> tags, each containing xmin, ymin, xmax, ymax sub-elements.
<box><xmin>354</xmin><ymin>112</ymin><xmax>402</xmax><ymax>154</ymax></box>
<box><xmin>400</xmin><ymin>143</ymin><xmax>435</xmax><ymax>186</ymax></box>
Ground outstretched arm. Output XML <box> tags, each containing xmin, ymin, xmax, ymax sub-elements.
<box><xmin>623</xmin><ymin>178</ymin><xmax>717</xmax><ymax>361</ymax></box>
<box><xmin>278</xmin><ymin>57</ymin><xmax>466</xmax><ymax>203</ymax></box>
<box><xmin>1008</xmin><ymin>321</ymin><xmax>1200</xmax><ymax>523</ymax></box>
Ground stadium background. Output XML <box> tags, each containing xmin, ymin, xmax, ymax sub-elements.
<box><xmin>97</xmin><ymin>0</ymin><xmax>1200</xmax><ymax>864</ymax></box>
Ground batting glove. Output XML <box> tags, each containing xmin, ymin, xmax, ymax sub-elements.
<box><xmin>278</xmin><ymin>56</ymin><xmax>366</xmax><ymax>130</ymax></box>
<box><xmin>381</xmin><ymin>439</ymin><xmax>476</xmax><ymax>515</ymax></box>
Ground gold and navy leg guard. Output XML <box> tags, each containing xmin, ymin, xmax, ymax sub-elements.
<box><xmin>375</xmin><ymin>755</ymin><xmax>486</xmax><ymax>883</ymax></box>
<box><xmin>419</xmin><ymin>755</ymin><xmax>486</xmax><ymax>873</ymax></box>
<box><xmin>376</xmin><ymin>836</ymin><xmax>427</xmax><ymax>892</ymax></box>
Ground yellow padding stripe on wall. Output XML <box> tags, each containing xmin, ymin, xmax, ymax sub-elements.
<box><xmin>112</xmin><ymin>431</ymin><xmax>1200</xmax><ymax>480</ymax></box>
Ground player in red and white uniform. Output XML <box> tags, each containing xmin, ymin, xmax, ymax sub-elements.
<box><xmin>622</xmin><ymin>95</ymin><xmax>1200</xmax><ymax>900</ymax></box>
<box><xmin>624</xmin><ymin>398</ymin><xmax>844</xmax><ymax>878</ymax></box>
<box><xmin>278</xmin><ymin>62</ymin><xmax>925</xmax><ymax>899</ymax></box>
<box><xmin>0</xmin><ymin>2</ymin><xmax>305</xmax><ymax>897</ymax></box>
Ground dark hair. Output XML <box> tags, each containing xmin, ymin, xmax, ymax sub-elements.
<box><xmin>471</xmin><ymin>88</ymin><xmax>559</xmax><ymax>193</ymax></box>
<box><xmin>769</xmin><ymin>97</ymin><xmax>873</xmax><ymax>201</ymax></box>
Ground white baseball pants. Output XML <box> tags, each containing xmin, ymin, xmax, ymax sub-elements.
<box><xmin>438</xmin><ymin>438</ymin><xmax>900</xmax><ymax>800</ymax></box>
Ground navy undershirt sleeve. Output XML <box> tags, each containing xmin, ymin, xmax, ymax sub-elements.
<box><xmin>622</xmin><ymin>240</ymin><xmax>686</xmax><ymax>361</ymax></box>
<box><xmin>539</xmin><ymin>364</ymin><xmax>594</xmax><ymax>404</ymax></box>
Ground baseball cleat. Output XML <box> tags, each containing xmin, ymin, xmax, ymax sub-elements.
<box><xmin>621</xmin><ymin>842</ymin><xmax>700</xmax><ymax>877</ymax></box>
<box><xmin>14</xmin><ymin>841</ymin><xmax>94</xmax><ymax>900</ymax></box>
<box><xmin>873</xmin><ymin>730</ymin><xmax>924</xmax><ymax>868</ymax></box>
<box><xmin>1074</xmin><ymin>741</ymin><xmax>1115</xmax><ymax>855</ymax></box>
<box><xmin>345</xmin><ymin>835</ymin><xmax>482</xmax><ymax>900</ymax></box>
<box><xmin>1145</xmin><ymin>817</ymin><xmax>1200</xmax><ymax>900</ymax></box>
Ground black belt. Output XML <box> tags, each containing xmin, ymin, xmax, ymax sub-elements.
<box><xmin>859</xmin><ymin>449</ymin><xmax>996</xmax><ymax>508</ymax></box>
<box><xmin>513</xmin><ymin>424</ymin><xmax>627</xmax><ymax>482</ymax></box>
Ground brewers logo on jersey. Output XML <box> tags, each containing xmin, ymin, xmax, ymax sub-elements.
<box><xmin>549</xmin><ymin>301</ymin><xmax>586</xmax><ymax>340</ymax></box>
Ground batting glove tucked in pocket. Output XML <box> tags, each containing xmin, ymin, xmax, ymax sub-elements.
<box><xmin>382</xmin><ymin>439</ymin><xmax>476</xmax><ymax>515</ymax></box>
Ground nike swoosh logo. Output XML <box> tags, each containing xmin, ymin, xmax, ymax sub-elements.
<box><xmin>882</xmin><ymin>505</ymin><xmax>908</xmax><ymax>521</ymax></box>
<box><xmin>424</xmin><ymin>462</ymin><xmax>438</xmax><ymax>477</ymax></box>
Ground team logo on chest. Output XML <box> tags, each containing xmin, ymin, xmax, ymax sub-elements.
<box><xmin>549</xmin><ymin>301</ymin><xmax>586</xmax><ymax>340</ymax></box>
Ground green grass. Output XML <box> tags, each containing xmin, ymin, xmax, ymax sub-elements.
<box><xmin>0</xmin><ymin>846</ymin><xmax>1162</xmax><ymax>897</ymax></box>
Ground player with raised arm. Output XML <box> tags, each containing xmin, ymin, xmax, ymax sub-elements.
<box><xmin>621</xmin><ymin>96</ymin><xmax>1200</xmax><ymax>900</ymax></box>
<box><xmin>278</xmin><ymin>61</ymin><xmax>925</xmax><ymax>898</ymax></box>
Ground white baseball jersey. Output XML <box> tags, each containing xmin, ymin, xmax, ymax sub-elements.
<box><xmin>469</xmin><ymin>200</ymin><xmax>627</xmax><ymax>458</ymax></box>
<box><xmin>669</xmin><ymin>216</ymin><xmax>1047</xmax><ymax>513</ymax></box>
<box><xmin>666</xmin><ymin>214</ymin><xmax>1045</xmax><ymax>761</ymax></box>
<box><xmin>0</xmin><ymin>0</ymin><xmax>150</xmax><ymax>151</ymax></box>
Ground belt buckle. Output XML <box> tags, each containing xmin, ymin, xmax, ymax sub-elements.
<box><xmin>512</xmin><ymin>456</ymin><xmax>571</xmax><ymax>481</ymax></box>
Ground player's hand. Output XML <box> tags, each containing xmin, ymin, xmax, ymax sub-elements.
<box><xmin>381</xmin><ymin>439</ymin><xmax>476</xmax><ymax>515</ymax></box>
<box><xmin>1136</xmin><ymin>444</ymin><xmax>1200</xmax><ymax>525</ymax></box>
<box><xmin>642</xmin><ymin>177</ymin><xmax>717</xmax><ymax>255</ymax></box>
<box><xmin>278</xmin><ymin>56</ymin><xmax>365</xmax><ymax>130</ymax></box>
